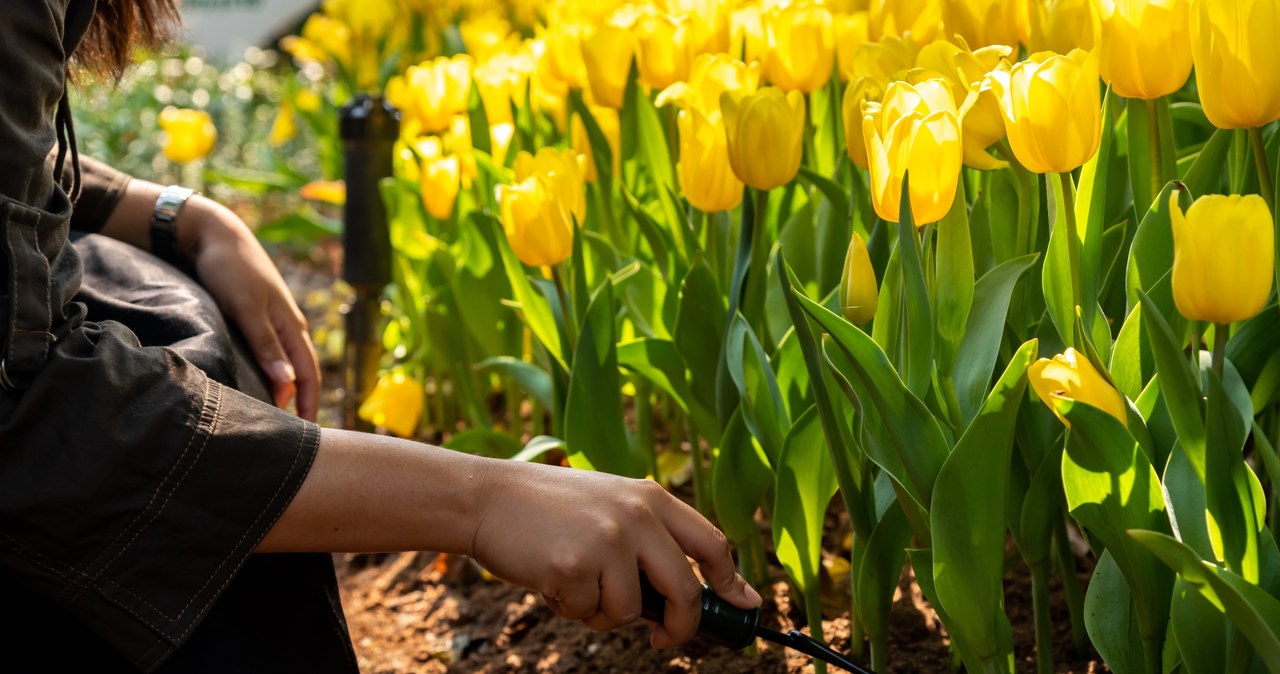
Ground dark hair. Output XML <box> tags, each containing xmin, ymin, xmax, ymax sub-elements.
<box><xmin>75</xmin><ymin>0</ymin><xmax>182</xmax><ymax>77</ymax></box>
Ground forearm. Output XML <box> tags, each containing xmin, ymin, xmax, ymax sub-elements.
<box><xmin>257</xmin><ymin>428</ymin><xmax>494</xmax><ymax>554</ymax></box>
<box><xmin>97</xmin><ymin>177</ymin><xmax>212</xmax><ymax>258</ymax></box>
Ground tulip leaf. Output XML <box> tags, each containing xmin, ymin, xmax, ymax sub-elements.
<box><xmin>796</xmin><ymin>291</ymin><xmax>949</xmax><ymax>513</ymax></box>
<box><xmin>1129</xmin><ymin>530</ymin><xmax>1280</xmax><ymax>673</ymax></box>
<box><xmin>932</xmin><ymin>339</ymin><xmax>1035</xmax><ymax>663</ymax></box>
<box><xmin>509</xmin><ymin>435</ymin><xmax>567</xmax><ymax>463</ymax></box>
<box><xmin>564</xmin><ymin>280</ymin><xmax>645</xmax><ymax>478</ymax></box>
<box><xmin>478</xmin><ymin>212</ymin><xmax>567</xmax><ymax>370</ymax></box>
<box><xmin>952</xmin><ymin>253</ymin><xmax>1039</xmax><ymax>425</ymax></box>
<box><xmin>1017</xmin><ymin>446</ymin><xmax>1064</xmax><ymax>567</ymax></box>
<box><xmin>853</xmin><ymin>481</ymin><xmax>911</xmax><ymax>649</ymax></box>
<box><xmin>871</xmin><ymin>242</ymin><xmax>903</xmax><ymax>359</ymax></box>
<box><xmin>1083</xmin><ymin>550</ymin><xmax>1146</xmax><ymax>674</ymax></box>
<box><xmin>444</xmin><ymin>428</ymin><xmax>524</xmax><ymax>459</ymax></box>
<box><xmin>1126</xmin><ymin>182</ymin><xmax>1192</xmax><ymax>316</ymax></box>
<box><xmin>1225</xmin><ymin>307</ymin><xmax>1280</xmax><ymax>407</ymax></box>
<box><xmin>1043</xmin><ymin>172</ymin><xmax>1076</xmax><ymax>347</ymax></box>
<box><xmin>725</xmin><ymin>313</ymin><xmax>789</xmax><ymax>464</ymax></box>
<box><xmin>711</xmin><ymin>407</ymin><xmax>773</xmax><ymax>544</ymax></box>
<box><xmin>773</xmin><ymin>406</ymin><xmax>838</xmax><ymax>644</ymax></box>
<box><xmin>896</xmin><ymin>174</ymin><xmax>935</xmax><ymax>399</ymax></box>
<box><xmin>475</xmin><ymin>356</ymin><xmax>555</xmax><ymax>414</ymax></box>
<box><xmin>935</xmin><ymin>180</ymin><xmax>975</xmax><ymax>380</ymax></box>
<box><xmin>1137</xmin><ymin>290</ymin><xmax>1205</xmax><ymax>466</ymax></box>
<box><xmin>1059</xmin><ymin>400</ymin><xmax>1173</xmax><ymax>646</ymax></box>
<box><xmin>1111</xmin><ymin>271</ymin><xmax>1178</xmax><ymax>402</ymax></box>
<box><xmin>797</xmin><ymin>166</ymin><xmax>852</xmax><ymax>232</ymax></box>
<box><xmin>617</xmin><ymin>338</ymin><xmax>718</xmax><ymax>445</ymax></box>
<box><xmin>906</xmin><ymin>548</ymin><xmax>990</xmax><ymax>670</ymax></box>
<box><xmin>1169</xmin><ymin>576</ymin><xmax>1232</xmax><ymax>674</ymax></box>
<box><xmin>1126</xmin><ymin>97</ymin><xmax>1177</xmax><ymax>217</ymax></box>
<box><xmin>570</xmin><ymin>90</ymin><xmax>615</xmax><ymax>194</ymax></box>
<box><xmin>1181</xmin><ymin>128</ymin><xmax>1232</xmax><ymax>199</ymax></box>
<box><xmin>467</xmin><ymin>81</ymin><xmax>492</xmax><ymax>156</ymax></box>
<box><xmin>1074</xmin><ymin>89</ymin><xmax>1120</xmax><ymax>333</ymax></box>
<box><xmin>622</xmin><ymin>186</ymin><xmax>679</xmax><ymax>281</ymax></box>
<box><xmin>1203</xmin><ymin>367</ymin><xmax>1262</xmax><ymax>583</ymax></box>
<box><xmin>674</xmin><ymin>259</ymin><xmax>727</xmax><ymax>433</ymax></box>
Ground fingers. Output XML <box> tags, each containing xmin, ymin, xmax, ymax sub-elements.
<box><xmin>636</xmin><ymin>524</ymin><xmax>704</xmax><ymax>649</ymax></box>
<box><xmin>659</xmin><ymin>492</ymin><xmax>762</xmax><ymax>611</ymax></box>
<box><xmin>541</xmin><ymin>549</ymin><xmax>601</xmax><ymax>621</ymax></box>
<box><xmin>241</xmin><ymin>308</ymin><xmax>298</xmax><ymax>411</ymax></box>
<box><xmin>272</xmin><ymin>306</ymin><xmax>321</xmax><ymax>421</ymax></box>
<box><xmin>583</xmin><ymin>559</ymin><xmax>642</xmax><ymax>631</ymax></box>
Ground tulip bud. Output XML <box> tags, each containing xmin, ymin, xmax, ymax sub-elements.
<box><xmin>582</xmin><ymin>19</ymin><xmax>634</xmax><ymax>109</ymax></box>
<box><xmin>413</xmin><ymin>137</ymin><xmax>461</xmax><ymax>221</ymax></box>
<box><xmin>635</xmin><ymin>11</ymin><xmax>694</xmax><ymax>90</ymax></box>
<box><xmin>1096</xmin><ymin>0</ymin><xmax>1190</xmax><ymax>100</ymax></box>
<box><xmin>387</xmin><ymin>55</ymin><xmax>474</xmax><ymax>137</ymax></box>
<box><xmin>988</xmin><ymin>49</ymin><xmax>1102</xmax><ymax>174</ymax></box>
<box><xmin>513</xmin><ymin>147</ymin><xmax>587</xmax><ymax>227</ymax></box>
<box><xmin>1029</xmin><ymin>348</ymin><xmax>1129</xmax><ymax>428</ymax></box>
<box><xmin>840</xmin><ymin>232</ymin><xmax>878</xmax><ymax>326</ymax></box>
<box><xmin>1190</xmin><ymin>0</ymin><xmax>1280</xmax><ymax>129</ymax></box>
<box><xmin>763</xmin><ymin>2</ymin><xmax>836</xmax><ymax>93</ymax></box>
<box><xmin>721</xmin><ymin>87</ymin><xmax>806</xmax><ymax>191</ymax></box>
<box><xmin>358</xmin><ymin>371</ymin><xmax>424</xmax><ymax>438</ymax></box>
<box><xmin>677</xmin><ymin>107</ymin><xmax>744</xmax><ymax>213</ymax></box>
<box><xmin>1170</xmin><ymin>194</ymin><xmax>1275</xmax><ymax>325</ymax></box>
<box><xmin>158</xmin><ymin>107</ymin><xmax>217</xmax><ymax>164</ymax></box>
<box><xmin>862</xmin><ymin>79</ymin><xmax>963</xmax><ymax>224</ymax></box>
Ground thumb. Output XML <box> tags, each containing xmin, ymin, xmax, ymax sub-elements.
<box><xmin>243</xmin><ymin>313</ymin><xmax>297</xmax><ymax>410</ymax></box>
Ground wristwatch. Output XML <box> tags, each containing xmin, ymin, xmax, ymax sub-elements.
<box><xmin>149</xmin><ymin>185</ymin><xmax>196</xmax><ymax>265</ymax></box>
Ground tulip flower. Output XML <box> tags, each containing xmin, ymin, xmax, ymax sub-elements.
<box><xmin>835</xmin><ymin>11</ymin><xmax>872</xmax><ymax>81</ymax></box>
<box><xmin>915</xmin><ymin>40</ymin><xmax>1013</xmax><ymax>170</ymax></box>
<box><xmin>1029</xmin><ymin>348</ymin><xmax>1129</xmax><ymax>428</ymax></box>
<box><xmin>581</xmin><ymin>21</ymin><xmax>634</xmax><ymax>109</ymax></box>
<box><xmin>460</xmin><ymin>13</ymin><xmax>519</xmax><ymax>63</ymax></box>
<box><xmin>412</xmin><ymin>137</ymin><xmax>461</xmax><ymax>221</ymax></box>
<box><xmin>268</xmin><ymin>101</ymin><xmax>297</xmax><ymax>147</ymax></box>
<box><xmin>387</xmin><ymin>55</ymin><xmax>473</xmax><ymax>136</ymax></box>
<box><xmin>680</xmin><ymin>0</ymin><xmax>732</xmax><ymax>56</ymax></box>
<box><xmin>849</xmin><ymin>33</ymin><xmax>920</xmax><ymax>88</ymax></box>
<box><xmin>513</xmin><ymin>147</ymin><xmax>587</xmax><ymax>229</ymax></box>
<box><xmin>300</xmin><ymin>180</ymin><xmax>346</xmax><ymax>205</ymax></box>
<box><xmin>499</xmin><ymin>177</ymin><xmax>575</xmax><ymax>268</ymax></box>
<box><xmin>656</xmin><ymin>53</ymin><xmax>760</xmax><ymax>115</ymax></box>
<box><xmin>840</xmin><ymin>231</ymin><xmax>878</xmax><ymax>326</ymax></box>
<box><xmin>842</xmin><ymin>78</ymin><xmax>877</xmax><ymax>169</ymax></box>
<box><xmin>1170</xmin><ymin>194</ymin><xmax>1275</xmax><ymax>325</ymax></box>
<box><xmin>731</xmin><ymin>4</ymin><xmax>769</xmax><ymax>67</ymax></box>
<box><xmin>543</xmin><ymin>19</ymin><xmax>589</xmax><ymax>90</ymax></box>
<box><xmin>1030</xmin><ymin>0</ymin><xmax>1099</xmax><ymax>54</ymax></box>
<box><xmin>571</xmin><ymin>106</ymin><xmax>622</xmax><ymax>183</ymax></box>
<box><xmin>871</xmin><ymin>0</ymin><xmax>942</xmax><ymax>44</ymax></box>
<box><xmin>1096</xmin><ymin>0</ymin><xmax>1191</xmax><ymax>100</ymax></box>
<box><xmin>862</xmin><ymin>79</ymin><xmax>963</xmax><ymax>224</ymax></box>
<box><xmin>1190</xmin><ymin>0</ymin><xmax>1280</xmax><ymax>129</ymax></box>
<box><xmin>158</xmin><ymin>107</ymin><xmax>216</xmax><ymax>164</ymax></box>
<box><xmin>358</xmin><ymin>371</ymin><xmax>424</xmax><ymax>438</ymax></box>
<box><xmin>634</xmin><ymin>11</ymin><xmax>694</xmax><ymax>90</ymax></box>
<box><xmin>763</xmin><ymin>2</ymin><xmax>836</xmax><ymax>93</ymax></box>
<box><xmin>988</xmin><ymin>49</ymin><xmax>1102</xmax><ymax>174</ymax></box>
<box><xmin>474</xmin><ymin>50</ymin><xmax>534</xmax><ymax>126</ymax></box>
<box><xmin>676</xmin><ymin>106</ymin><xmax>743</xmax><ymax>213</ymax></box>
<box><xmin>721</xmin><ymin>87</ymin><xmax>806</xmax><ymax>191</ymax></box>
<box><xmin>943</xmin><ymin>0</ymin><xmax>1029</xmax><ymax>49</ymax></box>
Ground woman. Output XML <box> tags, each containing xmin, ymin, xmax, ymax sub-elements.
<box><xmin>0</xmin><ymin>1</ymin><xmax>760</xmax><ymax>671</ymax></box>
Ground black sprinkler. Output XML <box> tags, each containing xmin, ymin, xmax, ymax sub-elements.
<box><xmin>638</xmin><ymin>574</ymin><xmax>875</xmax><ymax>674</ymax></box>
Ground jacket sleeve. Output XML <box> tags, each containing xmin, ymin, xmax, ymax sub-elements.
<box><xmin>65</xmin><ymin>154</ymin><xmax>133</xmax><ymax>232</ymax></box>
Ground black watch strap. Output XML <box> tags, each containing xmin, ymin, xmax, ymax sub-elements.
<box><xmin>149</xmin><ymin>185</ymin><xmax>195</xmax><ymax>265</ymax></box>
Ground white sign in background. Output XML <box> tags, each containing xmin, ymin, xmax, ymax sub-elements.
<box><xmin>179</xmin><ymin>0</ymin><xmax>319</xmax><ymax>62</ymax></box>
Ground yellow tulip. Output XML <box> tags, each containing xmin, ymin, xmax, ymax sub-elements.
<box><xmin>656</xmin><ymin>53</ymin><xmax>760</xmax><ymax>114</ymax></box>
<box><xmin>300</xmin><ymin>179</ymin><xmax>346</xmax><ymax>205</ymax></box>
<box><xmin>1029</xmin><ymin>348</ymin><xmax>1128</xmax><ymax>428</ymax></box>
<box><xmin>501</xmin><ymin>149</ymin><xmax>585</xmax><ymax>268</ymax></box>
<box><xmin>849</xmin><ymin>33</ymin><xmax>919</xmax><ymax>87</ymax></box>
<box><xmin>679</xmin><ymin>0</ymin><xmax>733</xmax><ymax>56</ymax></box>
<box><xmin>474</xmin><ymin>50</ymin><xmax>534</xmax><ymax>126</ymax></box>
<box><xmin>842</xmin><ymin>77</ymin><xmax>877</xmax><ymax>169</ymax></box>
<box><xmin>763</xmin><ymin>2</ymin><xmax>836</xmax><ymax>93</ymax></box>
<box><xmin>1094</xmin><ymin>0</ymin><xmax>1190</xmax><ymax>100</ymax></box>
<box><xmin>322</xmin><ymin>0</ymin><xmax>395</xmax><ymax>38</ymax></box>
<box><xmin>571</xmin><ymin>106</ymin><xmax>622</xmax><ymax>183</ymax></box>
<box><xmin>1032</xmin><ymin>0</ymin><xmax>1099</xmax><ymax>54</ymax></box>
<box><xmin>1190</xmin><ymin>0</ymin><xmax>1280</xmax><ymax>129</ymax></box>
<box><xmin>413</xmin><ymin>137</ymin><xmax>461</xmax><ymax>221</ymax></box>
<box><xmin>158</xmin><ymin>107</ymin><xmax>216</xmax><ymax>164</ymax></box>
<box><xmin>721</xmin><ymin>87</ymin><xmax>806</xmax><ymax>191</ymax></box>
<box><xmin>268</xmin><ymin>101</ymin><xmax>297</xmax><ymax>147</ymax></box>
<box><xmin>870</xmin><ymin>0</ymin><xmax>942</xmax><ymax>44</ymax></box>
<box><xmin>581</xmin><ymin>21</ymin><xmax>634</xmax><ymax>109</ymax></box>
<box><xmin>835</xmin><ymin>11</ymin><xmax>872</xmax><ymax>81</ymax></box>
<box><xmin>513</xmin><ymin>148</ymin><xmax>588</xmax><ymax>227</ymax></box>
<box><xmin>543</xmin><ymin>19</ymin><xmax>590</xmax><ymax>90</ymax></box>
<box><xmin>387</xmin><ymin>55</ymin><xmax>473</xmax><ymax>137</ymax></box>
<box><xmin>461</xmin><ymin>13</ymin><xmax>520</xmax><ymax>63</ymax></box>
<box><xmin>635</xmin><ymin>11</ymin><xmax>694</xmax><ymax>90</ymax></box>
<box><xmin>298</xmin><ymin>14</ymin><xmax>351</xmax><ymax>66</ymax></box>
<box><xmin>915</xmin><ymin>40</ymin><xmax>1013</xmax><ymax>169</ymax></box>
<box><xmin>677</xmin><ymin>106</ymin><xmax>744</xmax><ymax>213</ymax></box>
<box><xmin>862</xmin><ymin>79</ymin><xmax>963</xmax><ymax>224</ymax></box>
<box><xmin>358</xmin><ymin>371</ymin><xmax>424</xmax><ymax>438</ymax></box>
<box><xmin>840</xmin><ymin>231</ymin><xmax>878</xmax><ymax>326</ymax></box>
<box><xmin>1170</xmin><ymin>194</ymin><xmax>1275</xmax><ymax>325</ymax></box>
<box><xmin>988</xmin><ymin>49</ymin><xmax>1102</xmax><ymax>174</ymax></box>
<box><xmin>731</xmin><ymin>4</ymin><xmax>769</xmax><ymax>67</ymax></box>
<box><xmin>943</xmin><ymin>0</ymin><xmax>1030</xmax><ymax>49</ymax></box>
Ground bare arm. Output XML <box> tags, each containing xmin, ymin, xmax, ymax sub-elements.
<box><xmin>259</xmin><ymin>428</ymin><xmax>763</xmax><ymax>647</ymax></box>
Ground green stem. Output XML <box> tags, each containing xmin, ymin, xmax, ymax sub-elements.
<box><xmin>1146</xmin><ymin>98</ymin><xmax>1165</xmax><ymax>205</ymax></box>
<box><xmin>634</xmin><ymin>377</ymin><xmax>657</xmax><ymax>479</ymax></box>
<box><xmin>743</xmin><ymin>189</ymin><xmax>772</xmax><ymax>333</ymax></box>
<box><xmin>1213</xmin><ymin>322</ymin><xmax>1228</xmax><ymax>381</ymax></box>
<box><xmin>550</xmin><ymin>264</ymin><xmax>577</xmax><ymax>358</ymax></box>
<box><xmin>686</xmin><ymin>418</ymin><xmax>710</xmax><ymax>516</ymax></box>
<box><xmin>1030</xmin><ymin>561</ymin><xmax>1056</xmax><ymax>674</ymax></box>
<box><xmin>1250</xmin><ymin>126</ymin><xmax>1275</xmax><ymax>211</ymax></box>
<box><xmin>1142</xmin><ymin>636</ymin><xmax>1163</xmax><ymax>674</ymax></box>
<box><xmin>1054</xmin><ymin>517</ymin><xmax>1088</xmax><ymax>655</ymax></box>
<box><xmin>1058</xmin><ymin>171</ymin><xmax>1084</xmax><ymax>320</ymax></box>
<box><xmin>1231</xmin><ymin>129</ymin><xmax>1250</xmax><ymax>195</ymax></box>
<box><xmin>806</xmin><ymin>586</ymin><xmax>828</xmax><ymax>674</ymax></box>
<box><xmin>869</xmin><ymin>635</ymin><xmax>888</xmax><ymax>674</ymax></box>
<box><xmin>738</xmin><ymin>532</ymin><xmax>768</xmax><ymax>589</ymax></box>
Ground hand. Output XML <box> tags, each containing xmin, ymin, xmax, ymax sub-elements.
<box><xmin>184</xmin><ymin>197</ymin><xmax>321</xmax><ymax>420</ymax></box>
<box><xmin>468</xmin><ymin>461</ymin><xmax>763</xmax><ymax>648</ymax></box>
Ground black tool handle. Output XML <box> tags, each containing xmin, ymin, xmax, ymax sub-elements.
<box><xmin>637</xmin><ymin>572</ymin><xmax>761</xmax><ymax>650</ymax></box>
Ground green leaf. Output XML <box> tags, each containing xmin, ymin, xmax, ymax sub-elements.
<box><xmin>1017</xmin><ymin>446</ymin><xmax>1064</xmax><ymax>567</ymax></box>
<box><xmin>1181</xmin><ymin>128</ymin><xmax>1232</xmax><ymax>198</ymax></box>
<box><xmin>854</xmin><ymin>486</ymin><xmax>911</xmax><ymax>647</ymax></box>
<box><xmin>481</xmin><ymin>212</ymin><xmax>566</xmax><ymax>370</ymax></box>
<box><xmin>906</xmin><ymin>548</ymin><xmax>988</xmax><ymax>670</ymax></box>
<box><xmin>1084</xmin><ymin>550</ymin><xmax>1147</xmax><ymax>674</ymax></box>
<box><xmin>509</xmin><ymin>435</ymin><xmax>567</xmax><ymax>462</ymax></box>
<box><xmin>896</xmin><ymin>174</ymin><xmax>934</xmax><ymax>398</ymax></box>
<box><xmin>1074</xmin><ymin>89</ymin><xmax>1119</xmax><ymax>332</ymax></box>
<box><xmin>1129</xmin><ymin>530</ymin><xmax>1280</xmax><ymax>673</ymax></box>
<box><xmin>935</xmin><ymin>180</ymin><xmax>975</xmax><ymax>377</ymax></box>
<box><xmin>1111</xmin><ymin>271</ymin><xmax>1179</xmax><ymax>402</ymax></box>
<box><xmin>1204</xmin><ymin>368</ymin><xmax>1262</xmax><ymax>583</ymax></box>
<box><xmin>475</xmin><ymin>356</ymin><xmax>555</xmax><ymax>414</ymax></box>
<box><xmin>773</xmin><ymin>406</ymin><xmax>838</xmax><ymax>597</ymax></box>
<box><xmin>1127</xmin><ymin>97</ymin><xmax>1178</xmax><ymax>217</ymax></box>
<box><xmin>1170</xmin><ymin>577</ymin><xmax>1231</xmax><ymax>674</ymax></box>
<box><xmin>564</xmin><ymin>281</ymin><xmax>645</xmax><ymax>477</ymax></box>
<box><xmin>674</xmin><ymin>259</ymin><xmax>727</xmax><ymax>430</ymax></box>
<box><xmin>1138</xmin><ymin>291</ymin><xmax>1205</xmax><ymax>474</ymax></box>
<box><xmin>1126</xmin><ymin>183</ymin><xmax>1192</xmax><ymax>316</ymax></box>
<box><xmin>712</xmin><ymin>408</ymin><xmax>773</xmax><ymax>544</ymax></box>
<box><xmin>468</xmin><ymin>81</ymin><xmax>492</xmax><ymax>155</ymax></box>
<box><xmin>617</xmin><ymin>338</ymin><xmax>717</xmax><ymax>444</ymax></box>
<box><xmin>570</xmin><ymin>90</ymin><xmax>615</xmax><ymax>193</ymax></box>
<box><xmin>725</xmin><ymin>314</ymin><xmax>790</xmax><ymax>463</ymax></box>
<box><xmin>253</xmin><ymin>209</ymin><xmax>342</xmax><ymax>243</ymax></box>
<box><xmin>796</xmin><ymin>292</ymin><xmax>949</xmax><ymax>513</ymax></box>
<box><xmin>932</xmin><ymin>339</ymin><xmax>1035</xmax><ymax>662</ymax></box>
<box><xmin>952</xmin><ymin>254</ymin><xmax>1039</xmax><ymax>424</ymax></box>
<box><xmin>444</xmin><ymin>429</ymin><xmax>523</xmax><ymax>458</ymax></box>
<box><xmin>622</xmin><ymin>186</ymin><xmax>679</xmax><ymax>280</ymax></box>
